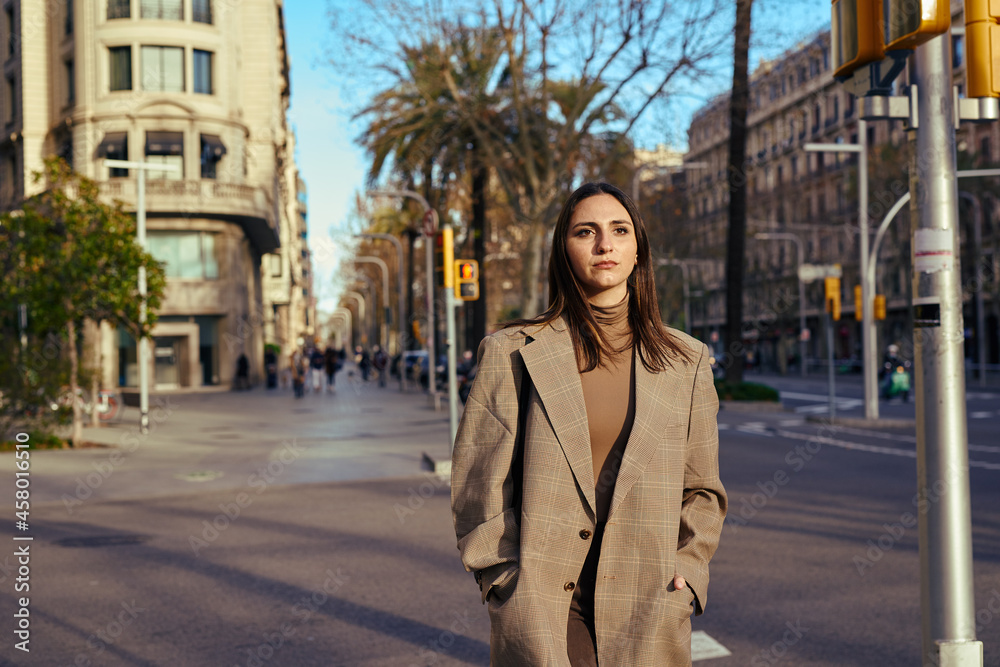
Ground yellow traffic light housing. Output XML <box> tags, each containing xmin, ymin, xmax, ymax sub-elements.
<box><xmin>966</xmin><ymin>1</ymin><xmax>1000</xmax><ymax>97</ymax></box>
<box><xmin>825</xmin><ymin>276</ymin><xmax>842</xmax><ymax>321</ymax></box>
<box><xmin>454</xmin><ymin>259</ymin><xmax>480</xmax><ymax>301</ymax></box>
<box><xmin>434</xmin><ymin>228</ymin><xmax>454</xmax><ymax>288</ymax></box>
<box><xmin>874</xmin><ymin>294</ymin><xmax>887</xmax><ymax>320</ymax></box>
<box><xmin>832</xmin><ymin>0</ymin><xmax>885</xmax><ymax>80</ymax></box>
<box><xmin>883</xmin><ymin>0</ymin><xmax>951</xmax><ymax>52</ymax></box>
<box><xmin>854</xmin><ymin>285</ymin><xmax>863</xmax><ymax>321</ymax></box>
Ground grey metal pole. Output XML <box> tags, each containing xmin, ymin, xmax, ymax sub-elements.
<box><xmin>356</xmin><ymin>233</ymin><xmax>406</xmax><ymax>359</ymax></box>
<box><xmin>826</xmin><ymin>311</ymin><xmax>835</xmax><ymax>421</ymax></box>
<box><xmin>352</xmin><ymin>276</ymin><xmax>377</xmax><ymax>349</ymax></box>
<box><xmin>354</xmin><ymin>256</ymin><xmax>391</xmax><ymax>354</ymax></box>
<box><xmin>343</xmin><ymin>291</ymin><xmax>367</xmax><ymax>346</ymax></box>
<box><xmin>858</xmin><ymin>118</ymin><xmax>878</xmax><ymax>421</ymax></box>
<box><xmin>958</xmin><ymin>192</ymin><xmax>987</xmax><ymax>389</ymax></box>
<box><xmin>911</xmin><ymin>36</ymin><xmax>983</xmax><ymax>666</ymax></box>
<box><xmin>137</xmin><ymin>166</ymin><xmax>149</xmax><ymax>435</ymax></box>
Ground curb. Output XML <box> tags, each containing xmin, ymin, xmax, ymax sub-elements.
<box><xmin>719</xmin><ymin>400</ymin><xmax>787</xmax><ymax>413</ymax></box>
<box><xmin>422</xmin><ymin>452</ymin><xmax>452</xmax><ymax>476</ymax></box>
<box><xmin>805</xmin><ymin>415</ymin><xmax>916</xmax><ymax>429</ymax></box>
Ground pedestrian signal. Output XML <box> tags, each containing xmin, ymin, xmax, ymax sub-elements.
<box><xmin>434</xmin><ymin>228</ymin><xmax>455</xmax><ymax>288</ymax></box>
<box><xmin>832</xmin><ymin>0</ymin><xmax>884</xmax><ymax>80</ymax></box>
<box><xmin>966</xmin><ymin>0</ymin><xmax>1000</xmax><ymax>97</ymax></box>
<box><xmin>454</xmin><ymin>259</ymin><xmax>479</xmax><ymax>301</ymax></box>
<box><xmin>883</xmin><ymin>0</ymin><xmax>950</xmax><ymax>52</ymax></box>
<box><xmin>825</xmin><ymin>276</ymin><xmax>842</xmax><ymax>321</ymax></box>
<box><xmin>874</xmin><ymin>294</ymin><xmax>887</xmax><ymax>320</ymax></box>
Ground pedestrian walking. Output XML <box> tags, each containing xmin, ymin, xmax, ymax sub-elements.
<box><xmin>357</xmin><ymin>346</ymin><xmax>372</xmax><ymax>382</ymax></box>
<box><xmin>310</xmin><ymin>347</ymin><xmax>325</xmax><ymax>394</ymax></box>
<box><xmin>324</xmin><ymin>344</ymin><xmax>339</xmax><ymax>394</ymax></box>
<box><xmin>373</xmin><ymin>345</ymin><xmax>388</xmax><ymax>388</ymax></box>
<box><xmin>451</xmin><ymin>182</ymin><xmax>727</xmax><ymax>666</ymax></box>
<box><xmin>291</xmin><ymin>350</ymin><xmax>305</xmax><ymax>399</ymax></box>
<box><xmin>234</xmin><ymin>353</ymin><xmax>250</xmax><ymax>391</ymax></box>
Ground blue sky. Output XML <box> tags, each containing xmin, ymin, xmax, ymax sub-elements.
<box><xmin>283</xmin><ymin>1</ymin><xmax>832</xmax><ymax>313</ymax></box>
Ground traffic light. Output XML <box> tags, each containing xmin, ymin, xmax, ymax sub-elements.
<box><xmin>831</xmin><ymin>0</ymin><xmax>884</xmax><ymax>80</ymax></box>
<box><xmin>883</xmin><ymin>0</ymin><xmax>951</xmax><ymax>52</ymax></box>
<box><xmin>825</xmin><ymin>276</ymin><xmax>842</xmax><ymax>321</ymax></box>
<box><xmin>966</xmin><ymin>0</ymin><xmax>1000</xmax><ymax>97</ymax></box>
<box><xmin>854</xmin><ymin>284</ymin><xmax>863</xmax><ymax>321</ymax></box>
<box><xmin>874</xmin><ymin>294</ymin><xmax>887</xmax><ymax>320</ymax></box>
<box><xmin>434</xmin><ymin>228</ymin><xmax>454</xmax><ymax>288</ymax></box>
<box><xmin>454</xmin><ymin>259</ymin><xmax>480</xmax><ymax>301</ymax></box>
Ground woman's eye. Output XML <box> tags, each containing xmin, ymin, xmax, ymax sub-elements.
<box><xmin>575</xmin><ymin>229</ymin><xmax>593</xmax><ymax>237</ymax></box>
<box><xmin>614</xmin><ymin>227</ymin><xmax>629</xmax><ymax>235</ymax></box>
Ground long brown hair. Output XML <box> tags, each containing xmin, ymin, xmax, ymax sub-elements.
<box><xmin>506</xmin><ymin>182</ymin><xmax>693</xmax><ymax>372</ymax></box>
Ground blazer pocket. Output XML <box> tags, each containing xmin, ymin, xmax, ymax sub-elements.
<box><xmin>483</xmin><ymin>563</ymin><xmax>519</xmax><ymax>607</ymax></box>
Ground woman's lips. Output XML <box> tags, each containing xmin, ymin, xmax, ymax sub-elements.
<box><xmin>593</xmin><ymin>261</ymin><xmax>617</xmax><ymax>269</ymax></box>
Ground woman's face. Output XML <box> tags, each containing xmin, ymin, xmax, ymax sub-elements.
<box><xmin>565</xmin><ymin>193</ymin><xmax>638</xmax><ymax>306</ymax></box>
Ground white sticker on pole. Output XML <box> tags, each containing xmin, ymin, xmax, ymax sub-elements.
<box><xmin>914</xmin><ymin>229</ymin><xmax>953</xmax><ymax>274</ymax></box>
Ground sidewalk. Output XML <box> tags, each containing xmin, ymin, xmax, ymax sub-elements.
<box><xmin>3</xmin><ymin>367</ymin><xmax>454</xmax><ymax>507</ymax></box>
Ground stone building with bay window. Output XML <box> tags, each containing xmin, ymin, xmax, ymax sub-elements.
<box><xmin>1</xmin><ymin>0</ymin><xmax>312</xmax><ymax>389</ymax></box>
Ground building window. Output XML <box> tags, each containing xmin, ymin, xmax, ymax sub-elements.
<box><xmin>5</xmin><ymin>75</ymin><xmax>15</xmax><ymax>124</ymax></box>
<box><xmin>145</xmin><ymin>131</ymin><xmax>184</xmax><ymax>180</ymax></box>
<box><xmin>193</xmin><ymin>0</ymin><xmax>212</xmax><ymax>24</ymax></box>
<box><xmin>200</xmin><ymin>134</ymin><xmax>226</xmax><ymax>178</ymax></box>
<box><xmin>953</xmin><ymin>35</ymin><xmax>964</xmax><ymax>69</ymax></box>
<box><xmin>147</xmin><ymin>232</ymin><xmax>219</xmax><ymax>280</ymax></box>
<box><xmin>6</xmin><ymin>6</ymin><xmax>14</xmax><ymax>58</ymax></box>
<box><xmin>193</xmin><ymin>49</ymin><xmax>212</xmax><ymax>94</ymax></box>
<box><xmin>845</xmin><ymin>93</ymin><xmax>855</xmax><ymax>118</ymax></box>
<box><xmin>140</xmin><ymin>0</ymin><xmax>182</xmax><ymax>20</ymax></box>
<box><xmin>65</xmin><ymin>0</ymin><xmax>73</xmax><ymax>35</ymax></box>
<box><xmin>141</xmin><ymin>45</ymin><xmax>183</xmax><ymax>92</ymax></box>
<box><xmin>109</xmin><ymin>46</ymin><xmax>132</xmax><ymax>91</ymax></box>
<box><xmin>812</xmin><ymin>104</ymin><xmax>821</xmax><ymax>134</ymax></box>
<box><xmin>65</xmin><ymin>59</ymin><xmax>75</xmax><ymax>106</ymax></box>
<box><xmin>269</xmin><ymin>253</ymin><xmax>282</xmax><ymax>277</ymax></box>
<box><xmin>108</xmin><ymin>0</ymin><xmax>130</xmax><ymax>19</ymax></box>
<box><xmin>97</xmin><ymin>132</ymin><xmax>129</xmax><ymax>177</ymax></box>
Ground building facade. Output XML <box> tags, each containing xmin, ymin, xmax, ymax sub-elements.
<box><xmin>1</xmin><ymin>0</ymin><xmax>312</xmax><ymax>389</ymax></box>
<box><xmin>682</xmin><ymin>10</ymin><xmax>999</xmax><ymax>372</ymax></box>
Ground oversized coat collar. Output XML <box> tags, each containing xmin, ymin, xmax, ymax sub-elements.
<box><xmin>514</xmin><ymin>315</ymin><xmax>687</xmax><ymax>522</ymax></box>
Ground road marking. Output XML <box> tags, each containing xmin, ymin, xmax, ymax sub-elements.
<box><xmin>781</xmin><ymin>391</ymin><xmax>856</xmax><ymax>402</ymax></box>
<box><xmin>175</xmin><ymin>470</ymin><xmax>225</xmax><ymax>482</ymax></box>
<box><xmin>778</xmin><ymin>419</ymin><xmax>805</xmax><ymax>427</ymax></box>
<box><xmin>967</xmin><ymin>392</ymin><xmax>1000</xmax><ymax>401</ymax></box>
<box><xmin>772</xmin><ymin>428</ymin><xmax>1000</xmax><ymax>470</ymax></box>
<box><xmin>717</xmin><ymin>423</ymin><xmax>730</xmax><ymax>430</ymax></box>
<box><xmin>692</xmin><ymin>630</ymin><xmax>731</xmax><ymax>660</ymax></box>
<box><xmin>970</xmin><ymin>411</ymin><xmax>994</xmax><ymax>419</ymax></box>
<box><xmin>794</xmin><ymin>399</ymin><xmax>863</xmax><ymax>414</ymax></box>
<box><xmin>822</xmin><ymin>425</ymin><xmax>1000</xmax><ymax>454</ymax></box>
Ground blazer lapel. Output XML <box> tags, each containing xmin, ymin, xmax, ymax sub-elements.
<box><xmin>518</xmin><ymin>319</ymin><xmax>597</xmax><ymax>517</ymax></box>
<box><xmin>608</xmin><ymin>348</ymin><xmax>685</xmax><ymax>519</ymax></box>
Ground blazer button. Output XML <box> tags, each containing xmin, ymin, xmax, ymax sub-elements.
<box><xmin>564</xmin><ymin>581</ymin><xmax>575</xmax><ymax>592</ymax></box>
<box><xmin>579</xmin><ymin>529</ymin><xmax>591</xmax><ymax>540</ymax></box>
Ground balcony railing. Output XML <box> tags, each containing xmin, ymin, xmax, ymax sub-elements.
<box><xmin>99</xmin><ymin>179</ymin><xmax>278</xmax><ymax>253</ymax></box>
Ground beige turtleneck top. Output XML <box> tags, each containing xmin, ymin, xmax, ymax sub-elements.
<box><xmin>578</xmin><ymin>294</ymin><xmax>636</xmax><ymax>523</ymax></box>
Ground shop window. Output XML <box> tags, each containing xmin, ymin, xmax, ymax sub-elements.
<box><xmin>147</xmin><ymin>231</ymin><xmax>219</xmax><ymax>279</ymax></box>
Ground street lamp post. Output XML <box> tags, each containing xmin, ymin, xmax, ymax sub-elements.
<box><xmin>805</xmin><ymin>120</ymin><xmax>877</xmax><ymax>420</ymax></box>
<box><xmin>351</xmin><ymin>275</ymin><xmax>377</xmax><ymax>348</ymax></box>
<box><xmin>104</xmin><ymin>158</ymin><xmax>181</xmax><ymax>435</ymax></box>
<box><xmin>368</xmin><ymin>190</ymin><xmax>438</xmax><ymax>398</ymax></box>
<box><xmin>354</xmin><ymin>257</ymin><xmax>391</xmax><ymax>351</ymax></box>
<box><xmin>330</xmin><ymin>308</ymin><xmax>352</xmax><ymax>353</ymax></box>
<box><xmin>342</xmin><ymin>291</ymin><xmax>367</xmax><ymax>346</ymax></box>
<box><xmin>755</xmin><ymin>232</ymin><xmax>808</xmax><ymax>377</ymax></box>
<box><xmin>355</xmin><ymin>233</ymin><xmax>406</xmax><ymax>357</ymax></box>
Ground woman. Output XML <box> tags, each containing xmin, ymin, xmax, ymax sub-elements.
<box><xmin>451</xmin><ymin>182</ymin><xmax>727</xmax><ymax>666</ymax></box>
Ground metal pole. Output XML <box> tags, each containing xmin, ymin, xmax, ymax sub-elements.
<box><xmin>354</xmin><ymin>256</ymin><xmax>391</xmax><ymax>355</ymax></box>
<box><xmin>368</xmin><ymin>190</ymin><xmax>437</xmax><ymax>398</ymax></box>
<box><xmin>444</xmin><ymin>225</ymin><xmax>459</xmax><ymax>450</ymax></box>
<box><xmin>826</xmin><ymin>311</ymin><xmax>835</xmax><ymax>421</ymax></box>
<box><xmin>343</xmin><ymin>291</ymin><xmax>366</xmax><ymax>346</ymax></box>
<box><xmin>352</xmin><ymin>276</ymin><xmax>377</xmax><ymax>348</ymax></box>
<box><xmin>137</xmin><ymin>166</ymin><xmax>149</xmax><ymax>435</ymax></box>
<box><xmin>858</xmin><ymin>118</ymin><xmax>878</xmax><ymax>421</ymax></box>
<box><xmin>911</xmin><ymin>35</ymin><xmax>982</xmax><ymax>666</ymax></box>
<box><xmin>958</xmin><ymin>192</ymin><xmax>987</xmax><ymax>388</ymax></box>
<box><xmin>355</xmin><ymin>233</ymin><xmax>406</xmax><ymax>360</ymax></box>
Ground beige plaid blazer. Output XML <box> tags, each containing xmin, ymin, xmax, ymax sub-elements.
<box><xmin>452</xmin><ymin>316</ymin><xmax>727</xmax><ymax>666</ymax></box>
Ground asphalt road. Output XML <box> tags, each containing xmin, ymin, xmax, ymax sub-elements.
<box><xmin>1</xmin><ymin>371</ymin><xmax>998</xmax><ymax>665</ymax></box>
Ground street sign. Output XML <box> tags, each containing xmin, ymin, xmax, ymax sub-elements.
<box><xmin>422</xmin><ymin>209</ymin><xmax>437</xmax><ymax>236</ymax></box>
<box><xmin>797</xmin><ymin>263</ymin><xmax>843</xmax><ymax>283</ymax></box>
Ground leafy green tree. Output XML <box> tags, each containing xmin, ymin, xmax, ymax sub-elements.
<box><xmin>0</xmin><ymin>158</ymin><xmax>166</xmax><ymax>445</ymax></box>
